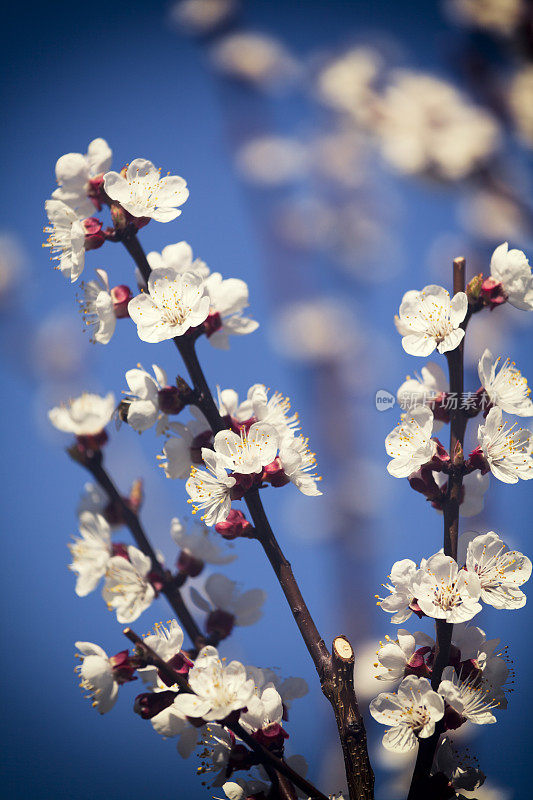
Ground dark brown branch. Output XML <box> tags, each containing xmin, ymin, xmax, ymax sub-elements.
<box><xmin>123</xmin><ymin>629</ymin><xmax>328</xmax><ymax>800</ymax></box>
<box><xmin>407</xmin><ymin>257</ymin><xmax>468</xmax><ymax>800</ymax></box>
<box><xmin>68</xmin><ymin>447</ymin><xmax>207</xmax><ymax>652</ymax></box>
<box><xmin>122</xmin><ymin>231</ymin><xmax>375</xmax><ymax>800</ymax></box>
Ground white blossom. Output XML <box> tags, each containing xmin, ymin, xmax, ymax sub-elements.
<box><xmin>159</xmin><ymin>408</ymin><xmax>210</xmax><ymax>479</ymax></box>
<box><xmin>316</xmin><ymin>47</ymin><xmax>380</xmax><ymax>122</ymax></box>
<box><xmin>191</xmin><ymin>573</ymin><xmax>266</xmax><ymax>627</ymax></box>
<box><xmin>170</xmin><ymin>0</ymin><xmax>237</xmax><ymax>35</ymax></box>
<box><xmin>370</xmin><ymin>675</ymin><xmax>444</xmax><ymax>752</ymax></box>
<box><xmin>378</xmin><ymin>559</ymin><xmax>419</xmax><ymax>624</ymax></box>
<box><xmin>151</xmin><ymin>703</ymin><xmax>199</xmax><ymax>758</ymax></box>
<box><xmin>77</xmin><ymin>482</ymin><xmax>109</xmax><ymax>519</ymax></box>
<box><xmin>137</xmin><ymin>619</ymin><xmax>185</xmax><ymax>688</ymax></box>
<box><xmin>477</xmin><ymin>406</ymin><xmax>533</xmax><ymax>483</ymax></box>
<box><xmin>211</xmin><ymin>32</ymin><xmax>298</xmax><ymax>90</ymax></box>
<box><xmin>397</xmin><ymin>363</ymin><xmax>449</xmax><ymax>431</ymax></box>
<box><xmin>203</xmin><ymin>272</ymin><xmax>259</xmax><ymax>349</ymax></box>
<box><xmin>123</xmin><ymin>363</ymin><xmax>176</xmax><ymax>434</ymax></box>
<box><xmin>53</xmin><ymin>138</ymin><xmax>112</xmax><ymax>215</ymax></box>
<box><xmin>376</xmin><ymin>71</ymin><xmax>499</xmax><ymax>179</ymax></box>
<box><xmin>249</xmin><ymin>384</ymin><xmax>300</xmax><ymax>437</ymax></box>
<box><xmin>103</xmin><ymin>158</ymin><xmax>189</xmax><ymax>222</ymax></box>
<box><xmin>508</xmin><ymin>65</ymin><xmax>533</xmax><ymax>146</ymax></box>
<box><xmin>461</xmin><ymin>530</ymin><xmax>532</xmax><ymax>610</ymax></box>
<box><xmin>478</xmin><ymin>349</ymin><xmax>533</xmax><ymax>416</ymax></box>
<box><xmin>412</xmin><ymin>554</ymin><xmax>482</xmax><ymax>623</ymax></box>
<box><xmin>385</xmin><ymin>406</ymin><xmax>437</xmax><ymax>478</ymax></box>
<box><xmin>102</xmin><ymin>545</ymin><xmax>155</xmax><ymax>623</ymax></box>
<box><xmin>49</xmin><ymin>391</ymin><xmax>115</xmax><ymax>436</ymax></box>
<box><xmin>43</xmin><ymin>199</ymin><xmax>86</xmax><ymax>282</ymax></box>
<box><xmin>128</xmin><ymin>269</ymin><xmax>210</xmax><ymax>342</ymax></box>
<box><xmin>211</xmin><ymin>423</ymin><xmax>279</xmax><ymax>475</ymax></box>
<box><xmin>217</xmin><ymin>384</ymin><xmax>300</xmax><ymax>439</ymax></box>
<box><xmin>433</xmin><ymin>736</ymin><xmax>485</xmax><ymax>791</ymax></box>
<box><xmin>397</xmin><ymin>285</ymin><xmax>468</xmax><ymax>356</ymax></box>
<box><xmin>68</xmin><ymin>512</ymin><xmax>112</xmax><ymax>596</ymax></box>
<box><xmin>80</xmin><ymin>269</ymin><xmax>116</xmax><ymax>344</ymax></box>
<box><xmin>75</xmin><ymin>642</ymin><xmax>120</xmax><ymax>714</ymax></box>
<box><xmin>170</xmin><ymin>517</ymin><xmax>236</xmax><ymax>565</ymax></box>
<box><xmin>240</xmin><ymin>684</ymin><xmax>284</xmax><ymax>733</ymax></box>
<box><xmin>222</xmin><ymin>779</ymin><xmax>270</xmax><ymax>800</ymax></box>
<box><xmin>172</xmin><ymin>647</ymin><xmax>255</xmax><ymax>721</ymax></box>
<box><xmin>147</xmin><ymin>241</ymin><xmax>210</xmax><ymax>279</ymax></box>
<box><xmin>438</xmin><ymin>666</ymin><xmax>499</xmax><ymax>725</ymax></box>
<box><xmin>278</xmin><ymin>433</ymin><xmax>323</xmax><ymax>496</ymax></box>
<box><xmin>186</xmin><ymin>450</ymin><xmax>236</xmax><ymax>525</ymax></box>
<box><xmin>198</xmin><ymin>724</ymin><xmax>235</xmax><ymax>784</ymax></box>
<box><xmin>244</xmin><ymin>665</ymin><xmax>308</xmax><ymax>709</ymax></box>
<box><xmin>375</xmin><ymin>629</ymin><xmax>434</xmax><ymax>682</ymax></box>
<box><xmin>490</xmin><ymin>242</ymin><xmax>533</xmax><ymax>311</ymax></box>
<box><xmin>448</xmin><ymin>0</ymin><xmax>526</xmax><ymax>36</ymax></box>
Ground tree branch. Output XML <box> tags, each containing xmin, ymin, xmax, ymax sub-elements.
<box><xmin>407</xmin><ymin>257</ymin><xmax>468</xmax><ymax>800</ymax></box>
<box><xmin>121</xmin><ymin>231</ymin><xmax>375</xmax><ymax>800</ymax></box>
<box><xmin>68</xmin><ymin>446</ymin><xmax>208</xmax><ymax>652</ymax></box>
<box><xmin>123</xmin><ymin>628</ymin><xmax>328</xmax><ymax>800</ymax></box>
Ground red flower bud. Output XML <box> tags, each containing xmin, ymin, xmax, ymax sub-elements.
<box><xmin>262</xmin><ymin>458</ymin><xmax>290</xmax><ymax>487</ymax></box>
<box><xmin>83</xmin><ymin>217</ymin><xmax>106</xmax><ymax>251</ymax></box>
<box><xmin>215</xmin><ymin>509</ymin><xmax>254</xmax><ymax>540</ymax></box>
<box><xmin>134</xmin><ymin>690</ymin><xmax>177</xmax><ymax>719</ymax></box>
<box><xmin>206</xmin><ymin>609</ymin><xmax>235</xmax><ymax>640</ymax></box>
<box><xmin>111</xmin><ymin>542</ymin><xmax>130</xmax><ymax>559</ymax></box>
<box><xmin>203</xmin><ymin>311</ymin><xmax>223</xmax><ymax>337</ymax></box>
<box><xmin>480</xmin><ymin>277</ymin><xmax>507</xmax><ymax>309</ymax></box>
<box><xmin>75</xmin><ymin>429</ymin><xmax>108</xmax><ymax>454</ymax></box>
<box><xmin>177</xmin><ymin>550</ymin><xmax>204</xmax><ymax>578</ymax></box>
<box><xmin>109</xmin><ymin>650</ymin><xmax>138</xmax><ymax>683</ymax></box>
<box><xmin>111</xmin><ymin>284</ymin><xmax>132</xmax><ymax>318</ymax></box>
<box><xmin>465</xmin><ymin>446</ymin><xmax>490</xmax><ymax>474</ymax></box>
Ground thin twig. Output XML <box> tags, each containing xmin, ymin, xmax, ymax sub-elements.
<box><xmin>68</xmin><ymin>447</ymin><xmax>207</xmax><ymax>652</ymax></box>
<box><xmin>121</xmin><ymin>231</ymin><xmax>375</xmax><ymax>800</ymax></box>
<box><xmin>123</xmin><ymin>628</ymin><xmax>328</xmax><ymax>800</ymax></box>
<box><xmin>407</xmin><ymin>257</ymin><xmax>468</xmax><ymax>800</ymax></box>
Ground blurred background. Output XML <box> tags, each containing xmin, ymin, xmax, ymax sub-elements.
<box><xmin>1</xmin><ymin>0</ymin><xmax>532</xmax><ymax>797</ymax></box>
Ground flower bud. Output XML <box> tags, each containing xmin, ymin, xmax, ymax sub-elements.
<box><xmin>111</xmin><ymin>542</ymin><xmax>130</xmax><ymax>559</ymax></box>
<box><xmin>253</xmin><ymin>723</ymin><xmax>289</xmax><ymax>751</ymax></box>
<box><xmin>262</xmin><ymin>457</ymin><xmax>290</xmax><ymax>487</ymax></box>
<box><xmin>111</xmin><ymin>284</ymin><xmax>132</xmax><ymax>318</ymax></box>
<box><xmin>203</xmin><ymin>311</ymin><xmax>222</xmax><ymax>338</ymax></box>
<box><xmin>110</xmin><ymin>202</ymin><xmax>129</xmax><ymax>231</ymax></box>
<box><xmin>177</xmin><ymin>549</ymin><xmax>204</xmax><ymax>578</ymax></box>
<box><xmin>480</xmin><ymin>276</ymin><xmax>507</xmax><ymax>309</ymax></box>
<box><xmin>83</xmin><ymin>217</ymin><xmax>105</xmax><ymax>251</ymax></box>
<box><xmin>190</xmin><ymin>430</ymin><xmax>215</xmax><ymax>463</ymax></box>
<box><xmin>443</xmin><ymin>704</ymin><xmax>466</xmax><ymax>731</ymax></box>
<box><xmin>230</xmin><ymin>472</ymin><xmax>263</xmax><ymax>499</ymax></box>
<box><xmin>215</xmin><ymin>509</ymin><xmax>254</xmax><ymax>540</ymax></box>
<box><xmin>466</xmin><ymin>273</ymin><xmax>483</xmax><ymax>302</ymax></box>
<box><xmin>465</xmin><ymin>446</ymin><xmax>490</xmax><ymax>475</ymax></box>
<box><xmin>108</xmin><ymin>650</ymin><xmax>138</xmax><ymax>683</ymax></box>
<box><xmin>87</xmin><ymin>175</ymin><xmax>106</xmax><ymax>211</ymax></box>
<box><xmin>76</xmin><ymin>429</ymin><xmax>108</xmax><ymax>454</ymax></box>
<box><xmin>157</xmin><ymin>381</ymin><xmax>194</xmax><ymax>415</ymax></box>
<box><xmin>206</xmin><ymin>609</ymin><xmax>235</xmax><ymax>640</ymax></box>
<box><xmin>128</xmin><ymin>478</ymin><xmax>144</xmax><ymax>514</ymax></box>
<box><xmin>134</xmin><ymin>690</ymin><xmax>177</xmax><ymax>719</ymax></box>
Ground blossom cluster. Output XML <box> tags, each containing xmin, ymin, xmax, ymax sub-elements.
<box><xmin>183</xmin><ymin>388</ymin><xmax>322</xmax><ymax>526</ymax></box>
<box><xmin>75</xmin><ymin>618</ymin><xmax>309</xmax><ymax>792</ymax></box>
<box><xmin>368</xmin><ymin>242</ymin><xmax>532</xmax><ymax>789</ymax></box>
<box><xmin>378</xmin><ymin>530</ymin><xmax>531</xmax><ymax>625</ymax></box>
